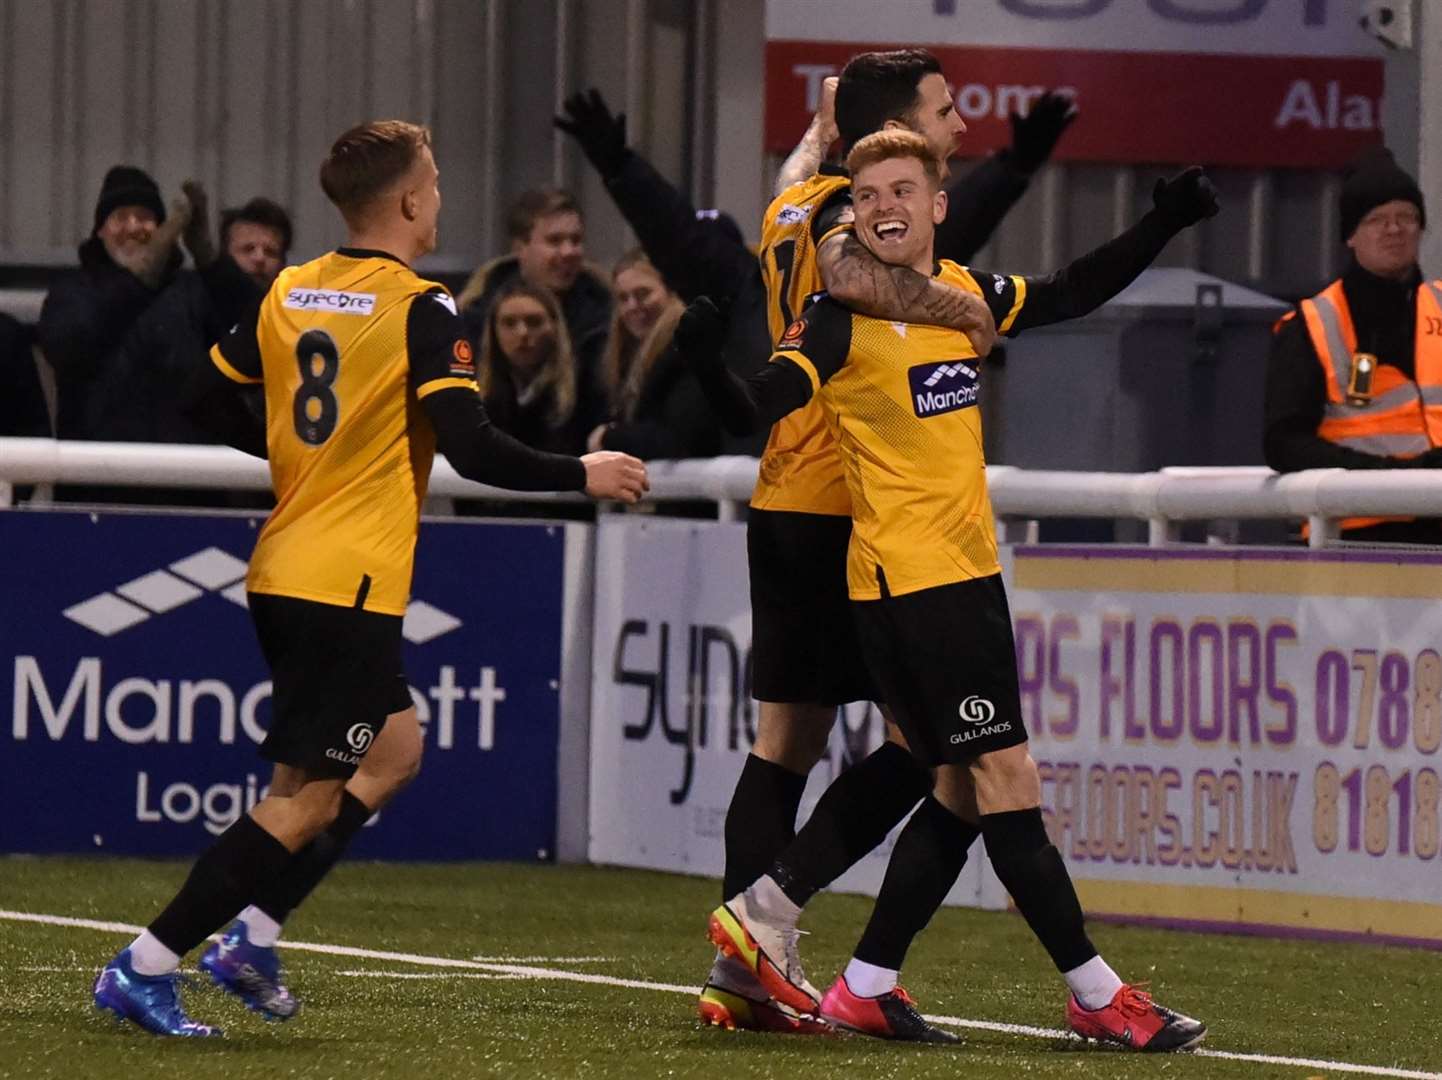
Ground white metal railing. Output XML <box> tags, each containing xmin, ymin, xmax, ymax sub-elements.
<box><xmin>3</xmin><ymin>438</ymin><xmax>1442</xmax><ymax>546</ymax></box>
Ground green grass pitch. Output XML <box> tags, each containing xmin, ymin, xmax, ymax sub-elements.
<box><xmin>2</xmin><ymin>858</ymin><xmax>1439</xmax><ymax>1079</ymax></box>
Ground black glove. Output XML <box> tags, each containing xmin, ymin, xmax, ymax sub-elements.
<box><xmin>1007</xmin><ymin>91</ymin><xmax>1078</xmax><ymax>174</ymax></box>
<box><xmin>1152</xmin><ymin>166</ymin><xmax>1221</xmax><ymax>230</ymax></box>
<box><xmin>675</xmin><ymin>296</ymin><xmax>729</xmax><ymax>371</ymax></box>
<box><xmin>554</xmin><ymin>88</ymin><xmax>628</xmax><ymax>179</ymax></box>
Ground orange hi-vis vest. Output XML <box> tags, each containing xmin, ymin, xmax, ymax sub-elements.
<box><xmin>1299</xmin><ymin>276</ymin><xmax>1442</xmax><ymax>530</ymax></box>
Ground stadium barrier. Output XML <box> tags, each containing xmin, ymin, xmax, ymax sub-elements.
<box><xmin>3</xmin><ymin>439</ymin><xmax>1442</xmax><ymax>947</ymax></box>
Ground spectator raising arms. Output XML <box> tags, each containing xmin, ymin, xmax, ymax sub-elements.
<box><xmin>476</xmin><ymin>282</ymin><xmax>586</xmax><ymax>455</ymax></box>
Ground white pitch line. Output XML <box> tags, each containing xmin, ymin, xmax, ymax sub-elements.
<box><xmin>470</xmin><ymin>955</ymin><xmax>614</xmax><ymax>964</ymax></box>
<box><xmin>3</xmin><ymin>907</ymin><xmax>1438</xmax><ymax>1080</ymax></box>
<box><xmin>338</xmin><ymin>970</ymin><xmax>523</xmax><ymax>981</ymax></box>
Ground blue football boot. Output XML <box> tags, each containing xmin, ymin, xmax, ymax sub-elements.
<box><xmin>198</xmin><ymin>920</ymin><xmax>299</xmax><ymax>1020</ymax></box>
<box><xmin>93</xmin><ymin>948</ymin><xmax>223</xmax><ymax>1037</ymax></box>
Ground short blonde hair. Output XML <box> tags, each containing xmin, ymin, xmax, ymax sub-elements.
<box><xmin>320</xmin><ymin>120</ymin><xmax>431</xmax><ymax>224</ymax></box>
<box><xmin>845</xmin><ymin>130</ymin><xmax>941</xmax><ymax>189</ymax></box>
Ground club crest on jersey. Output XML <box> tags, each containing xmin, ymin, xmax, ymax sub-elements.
<box><xmin>775</xmin><ymin>203</ymin><xmax>809</xmax><ymax>225</ymax></box>
<box><xmin>779</xmin><ymin>318</ymin><xmax>807</xmax><ymax>347</ymax></box>
<box><xmin>283</xmin><ymin>287</ymin><xmax>376</xmax><ymax>316</ymax></box>
<box><xmin>450</xmin><ymin>338</ymin><xmax>475</xmax><ymax>374</ymax></box>
<box><xmin>908</xmin><ymin>360</ymin><xmax>979</xmax><ymax>418</ymax></box>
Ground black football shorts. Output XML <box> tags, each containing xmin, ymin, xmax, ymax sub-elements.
<box><xmin>852</xmin><ymin>573</ymin><xmax>1028</xmax><ymax>766</ymax></box>
<box><xmin>748</xmin><ymin>508</ymin><xmax>879</xmax><ymax>706</ymax></box>
<box><xmin>248</xmin><ymin>592</ymin><xmax>413</xmax><ymax>778</ymax></box>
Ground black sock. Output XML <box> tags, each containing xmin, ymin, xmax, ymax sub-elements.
<box><xmin>853</xmin><ymin>796</ymin><xmax>980</xmax><ymax>971</ymax></box>
<box><xmin>770</xmin><ymin>742</ymin><xmax>931</xmax><ymax>908</ymax></box>
<box><xmin>722</xmin><ymin>754</ymin><xmax>809</xmax><ymax>899</ymax></box>
<box><xmin>980</xmin><ymin>807</ymin><xmax>1097</xmax><ymax>972</ymax></box>
<box><xmin>147</xmin><ymin>814</ymin><xmax>293</xmax><ymax>957</ymax></box>
<box><xmin>251</xmin><ymin>791</ymin><xmax>373</xmax><ymax>923</ymax></box>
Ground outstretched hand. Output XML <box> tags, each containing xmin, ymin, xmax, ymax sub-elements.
<box><xmin>581</xmin><ymin>450</ymin><xmax>649</xmax><ymax>504</ymax></box>
<box><xmin>554</xmin><ymin>88</ymin><xmax>628</xmax><ymax>178</ymax></box>
<box><xmin>1152</xmin><ymin>166</ymin><xmax>1221</xmax><ymax>230</ymax></box>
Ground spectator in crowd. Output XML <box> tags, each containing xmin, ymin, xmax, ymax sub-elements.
<box><xmin>0</xmin><ymin>314</ymin><xmax>50</xmax><ymax>442</ymax></box>
<box><xmin>554</xmin><ymin>84</ymin><xmax>1074</xmax><ymax>455</ymax></box>
<box><xmin>587</xmin><ymin>249</ymin><xmax>722</xmax><ymax>460</ymax></box>
<box><xmin>1264</xmin><ymin>146</ymin><xmax>1442</xmax><ymax>543</ymax></box>
<box><xmin>456</xmin><ymin>189</ymin><xmax>612</xmax><ymax>431</ymax></box>
<box><xmin>476</xmin><ymin>281</ymin><xmax>587</xmax><ymax>455</ymax></box>
<box><xmin>89</xmin><ymin>190</ymin><xmax>292</xmax><ymax>450</ymax></box>
<box><xmin>37</xmin><ymin>165</ymin><xmax>186</xmax><ymax>443</ymax></box>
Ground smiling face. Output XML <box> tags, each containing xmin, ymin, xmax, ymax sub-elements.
<box><xmin>852</xmin><ymin>153</ymin><xmax>948</xmax><ymax>273</ymax></box>
<box><xmin>1347</xmin><ymin>198</ymin><xmax>1423</xmax><ymax>281</ymax></box>
<box><xmin>97</xmin><ymin>205</ymin><xmax>158</xmax><ymax>265</ymax></box>
<box><xmin>614</xmin><ymin>262</ymin><xmax>673</xmax><ymax>341</ymax></box>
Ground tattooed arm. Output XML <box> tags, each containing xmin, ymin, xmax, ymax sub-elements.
<box><xmin>817</xmin><ymin>232</ymin><xmax>996</xmax><ymax>357</ymax></box>
<box><xmin>774</xmin><ymin>77</ymin><xmax>838</xmax><ymax>197</ymax></box>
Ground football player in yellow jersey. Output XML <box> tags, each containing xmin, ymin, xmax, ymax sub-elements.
<box><xmin>698</xmin><ymin>132</ymin><xmax>1207</xmax><ymax>1051</ymax></box>
<box><xmin>705</xmin><ymin>48</ymin><xmax>1218</xmax><ymax>1038</ymax></box>
<box><xmin>93</xmin><ymin>121</ymin><xmax>647</xmax><ymax>1038</ymax></box>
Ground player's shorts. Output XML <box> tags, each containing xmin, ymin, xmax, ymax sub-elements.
<box><xmin>852</xmin><ymin>573</ymin><xmax>1028</xmax><ymax>766</ymax></box>
<box><xmin>248</xmin><ymin>592</ymin><xmax>413</xmax><ymax>779</ymax></box>
<box><xmin>748</xmin><ymin>508</ymin><xmax>879</xmax><ymax>706</ymax></box>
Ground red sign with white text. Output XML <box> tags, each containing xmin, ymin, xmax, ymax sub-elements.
<box><xmin>765</xmin><ymin>40</ymin><xmax>1384</xmax><ymax>169</ymax></box>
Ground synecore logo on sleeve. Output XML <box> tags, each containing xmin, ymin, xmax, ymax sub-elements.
<box><xmin>283</xmin><ymin>288</ymin><xmax>376</xmax><ymax>316</ymax></box>
<box><xmin>908</xmin><ymin>361</ymin><xmax>979</xmax><ymax>418</ymax></box>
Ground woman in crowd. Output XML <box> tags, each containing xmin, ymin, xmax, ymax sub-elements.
<box><xmin>590</xmin><ymin>249</ymin><xmax>722</xmax><ymax>460</ymax></box>
<box><xmin>476</xmin><ymin>281</ymin><xmax>587</xmax><ymax>455</ymax></box>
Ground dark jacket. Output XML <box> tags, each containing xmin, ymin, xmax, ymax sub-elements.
<box><xmin>600</xmin><ymin>340</ymin><xmax>723</xmax><ymax>461</ymax></box>
<box><xmin>37</xmin><ymin>237</ymin><xmax>181</xmax><ymax>440</ymax></box>
<box><xmin>1265</xmin><ymin>260</ymin><xmax>1430</xmax><ymax>472</ymax></box>
<box><xmin>1264</xmin><ymin>259</ymin><xmax>1442</xmax><ymax>543</ymax></box>
<box><xmin>89</xmin><ymin>255</ymin><xmax>263</xmax><ymax>445</ymax></box>
<box><xmin>457</xmin><ymin>255</ymin><xmax>613</xmax><ymax>432</ymax></box>
<box><xmin>482</xmin><ymin>378</ymin><xmax>588</xmax><ymax>457</ymax></box>
<box><xmin>0</xmin><ymin>314</ymin><xmax>50</xmax><ymax>440</ymax></box>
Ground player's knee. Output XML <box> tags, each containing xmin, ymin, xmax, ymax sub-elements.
<box><xmin>753</xmin><ymin>702</ymin><xmax>834</xmax><ymax>772</ymax></box>
<box><xmin>968</xmin><ymin>744</ymin><xmax>1041</xmax><ymax>810</ymax></box>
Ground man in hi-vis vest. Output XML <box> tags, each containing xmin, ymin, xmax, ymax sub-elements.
<box><xmin>1265</xmin><ymin>147</ymin><xmax>1442</xmax><ymax>543</ymax></box>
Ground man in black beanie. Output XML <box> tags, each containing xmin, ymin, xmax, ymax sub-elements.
<box><xmin>37</xmin><ymin>164</ymin><xmax>189</xmax><ymax>449</ymax></box>
<box><xmin>1264</xmin><ymin>146</ymin><xmax>1442</xmax><ymax>543</ymax></box>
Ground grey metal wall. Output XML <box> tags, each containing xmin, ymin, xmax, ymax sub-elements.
<box><xmin>0</xmin><ymin>0</ymin><xmax>1400</xmax><ymax>298</ymax></box>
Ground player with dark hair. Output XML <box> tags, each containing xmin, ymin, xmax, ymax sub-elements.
<box><xmin>700</xmin><ymin>49</ymin><xmax>1217</xmax><ymax>1039</ymax></box>
<box><xmin>91</xmin><ymin>119</ymin><xmax>648</xmax><ymax>1037</ymax></box>
<box><xmin>695</xmin><ymin>129</ymin><xmax>1208</xmax><ymax>1051</ymax></box>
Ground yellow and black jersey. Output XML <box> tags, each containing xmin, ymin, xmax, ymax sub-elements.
<box><xmin>766</xmin><ymin>260</ymin><xmax>1029</xmax><ymax>599</ymax></box>
<box><xmin>210</xmin><ymin>247</ymin><xmax>478</xmax><ymax>615</ymax></box>
<box><xmin>754</xmin><ymin>166</ymin><xmax>855</xmax><ymax>516</ymax></box>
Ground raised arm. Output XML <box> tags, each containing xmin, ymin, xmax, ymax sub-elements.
<box><xmin>774</xmin><ymin>77</ymin><xmax>838</xmax><ymax>198</ymax></box>
<box><xmin>1007</xmin><ymin>167</ymin><xmax>1220</xmax><ymax>334</ymax></box>
<box><xmin>935</xmin><ymin>91</ymin><xmax>1077</xmax><ymax>264</ymax></box>
<box><xmin>556</xmin><ymin>89</ymin><xmax>752</xmax><ymax>302</ymax></box>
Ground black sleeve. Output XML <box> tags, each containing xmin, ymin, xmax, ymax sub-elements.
<box><xmin>198</xmin><ymin>254</ymin><xmax>265</xmax><ymax>333</ymax></box>
<box><xmin>601</xmin><ymin>347</ymin><xmax>723</xmax><ymax>460</ymax></box>
<box><xmin>809</xmin><ymin>187</ymin><xmax>854</xmax><ymax>247</ymax></box>
<box><xmin>693</xmin><ymin>298</ymin><xmax>851</xmax><ymax>435</ymax></box>
<box><xmin>934</xmin><ymin>154</ymin><xmax>1031</xmax><ymax>265</ymax></box>
<box><xmin>406</xmin><ymin>292</ymin><xmax>587</xmax><ymax>491</ymax></box>
<box><xmin>37</xmin><ymin>268</ymin><xmax>154</xmax><ymax>383</ymax></box>
<box><xmin>604</xmin><ymin>150</ymin><xmax>755</xmax><ymax>302</ymax></box>
<box><xmin>210</xmin><ymin>296</ymin><xmax>265</xmax><ymax>383</ymax></box>
<box><xmin>1263</xmin><ymin>313</ymin><xmax>1411</xmax><ymax>471</ymax></box>
<box><xmin>182</xmin><ymin>343</ymin><xmax>268</xmax><ymax>458</ymax></box>
<box><xmin>1002</xmin><ymin>209</ymin><xmax>1179</xmax><ymax>335</ymax></box>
